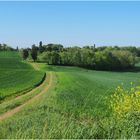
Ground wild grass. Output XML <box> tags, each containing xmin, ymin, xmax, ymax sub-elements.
<box><xmin>0</xmin><ymin>64</ymin><xmax>140</xmax><ymax>138</ymax></box>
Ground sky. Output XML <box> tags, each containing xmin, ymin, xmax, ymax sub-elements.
<box><xmin>0</xmin><ymin>1</ymin><xmax>140</xmax><ymax>48</ymax></box>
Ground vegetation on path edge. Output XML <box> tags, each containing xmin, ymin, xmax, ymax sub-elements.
<box><xmin>0</xmin><ymin>72</ymin><xmax>52</xmax><ymax>121</ymax></box>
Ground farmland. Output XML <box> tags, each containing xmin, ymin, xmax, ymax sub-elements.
<box><xmin>0</xmin><ymin>62</ymin><xmax>140</xmax><ymax>138</ymax></box>
<box><xmin>0</xmin><ymin>51</ymin><xmax>44</xmax><ymax>100</ymax></box>
<box><xmin>1</xmin><ymin>1</ymin><xmax>140</xmax><ymax>138</ymax></box>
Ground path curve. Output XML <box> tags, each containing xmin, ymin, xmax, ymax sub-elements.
<box><xmin>0</xmin><ymin>72</ymin><xmax>52</xmax><ymax>121</ymax></box>
<box><xmin>0</xmin><ymin>62</ymin><xmax>43</xmax><ymax>104</ymax></box>
<box><xmin>29</xmin><ymin>62</ymin><xmax>40</xmax><ymax>71</ymax></box>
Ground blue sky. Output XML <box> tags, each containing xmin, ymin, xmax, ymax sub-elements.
<box><xmin>0</xmin><ymin>1</ymin><xmax>140</xmax><ymax>48</ymax></box>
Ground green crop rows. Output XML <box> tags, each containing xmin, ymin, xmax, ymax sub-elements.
<box><xmin>0</xmin><ymin>64</ymin><xmax>140</xmax><ymax>138</ymax></box>
<box><xmin>0</xmin><ymin>51</ymin><xmax>44</xmax><ymax>100</ymax></box>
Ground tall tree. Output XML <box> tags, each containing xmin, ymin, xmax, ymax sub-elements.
<box><xmin>16</xmin><ymin>46</ymin><xmax>19</xmax><ymax>51</ymax></box>
<box><xmin>22</xmin><ymin>49</ymin><xmax>29</xmax><ymax>60</ymax></box>
<box><xmin>31</xmin><ymin>45</ymin><xmax>38</xmax><ymax>62</ymax></box>
<box><xmin>39</xmin><ymin>41</ymin><xmax>45</xmax><ymax>53</ymax></box>
<box><xmin>39</xmin><ymin>41</ymin><xmax>42</xmax><ymax>48</ymax></box>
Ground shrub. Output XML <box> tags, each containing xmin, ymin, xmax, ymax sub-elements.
<box><xmin>101</xmin><ymin>83</ymin><xmax>140</xmax><ymax>138</ymax></box>
<box><xmin>110</xmin><ymin>83</ymin><xmax>140</xmax><ymax>118</ymax></box>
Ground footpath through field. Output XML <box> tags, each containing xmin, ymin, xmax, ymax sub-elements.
<box><xmin>29</xmin><ymin>62</ymin><xmax>40</xmax><ymax>71</ymax></box>
<box><xmin>0</xmin><ymin>71</ymin><xmax>53</xmax><ymax>121</ymax></box>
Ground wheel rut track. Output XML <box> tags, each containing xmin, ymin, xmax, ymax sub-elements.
<box><xmin>0</xmin><ymin>72</ymin><xmax>52</xmax><ymax>121</ymax></box>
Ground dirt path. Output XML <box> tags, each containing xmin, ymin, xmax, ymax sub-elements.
<box><xmin>10</xmin><ymin>73</ymin><xmax>46</xmax><ymax>101</ymax></box>
<box><xmin>29</xmin><ymin>62</ymin><xmax>40</xmax><ymax>71</ymax></box>
<box><xmin>0</xmin><ymin>62</ymin><xmax>43</xmax><ymax>104</ymax></box>
<box><xmin>0</xmin><ymin>72</ymin><xmax>53</xmax><ymax>121</ymax></box>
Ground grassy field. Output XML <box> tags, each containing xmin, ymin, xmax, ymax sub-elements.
<box><xmin>0</xmin><ymin>63</ymin><xmax>140</xmax><ymax>138</ymax></box>
<box><xmin>0</xmin><ymin>51</ymin><xmax>44</xmax><ymax>100</ymax></box>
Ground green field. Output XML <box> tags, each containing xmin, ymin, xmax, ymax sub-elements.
<box><xmin>0</xmin><ymin>63</ymin><xmax>140</xmax><ymax>138</ymax></box>
<box><xmin>0</xmin><ymin>51</ymin><xmax>44</xmax><ymax>100</ymax></box>
<box><xmin>1</xmin><ymin>1</ymin><xmax>140</xmax><ymax>138</ymax></box>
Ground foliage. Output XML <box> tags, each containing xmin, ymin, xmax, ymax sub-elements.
<box><xmin>31</xmin><ymin>45</ymin><xmax>38</xmax><ymax>62</ymax></box>
<box><xmin>39</xmin><ymin>41</ymin><xmax>45</xmax><ymax>53</ymax></box>
<box><xmin>41</xmin><ymin>51</ymin><xmax>61</xmax><ymax>65</ymax></box>
<box><xmin>0</xmin><ymin>43</ymin><xmax>15</xmax><ymax>51</ymax></box>
<box><xmin>40</xmin><ymin>47</ymin><xmax>136</xmax><ymax>70</ymax></box>
<box><xmin>110</xmin><ymin>83</ymin><xmax>140</xmax><ymax>118</ymax></box>
<box><xmin>43</xmin><ymin>43</ymin><xmax>63</xmax><ymax>52</ymax></box>
<box><xmin>22</xmin><ymin>49</ymin><xmax>29</xmax><ymax>60</ymax></box>
<box><xmin>20</xmin><ymin>42</ymin><xmax>139</xmax><ymax>71</ymax></box>
<box><xmin>94</xmin><ymin>50</ymin><xmax>135</xmax><ymax>70</ymax></box>
<box><xmin>99</xmin><ymin>83</ymin><xmax>140</xmax><ymax>139</ymax></box>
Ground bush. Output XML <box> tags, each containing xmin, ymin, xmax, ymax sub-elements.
<box><xmin>100</xmin><ymin>83</ymin><xmax>140</xmax><ymax>138</ymax></box>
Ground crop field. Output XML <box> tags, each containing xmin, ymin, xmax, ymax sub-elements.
<box><xmin>1</xmin><ymin>1</ymin><xmax>140</xmax><ymax>139</ymax></box>
<box><xmin>0</xmin><ymin>63</ymin><xmax>140</xmax><ymax>138</ymax></box>
<box><xmin>0</xmin><ymin>52</ymin><xmax>44</xmax><ymax>100</ymax></box>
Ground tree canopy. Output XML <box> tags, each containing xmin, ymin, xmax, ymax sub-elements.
<box><xmin>40</xmin><ymin>45</ymin><xmax>136</xmax><ymax>70</ymax></box>
<box><xmin>19</xmin><ymin>42</ymin><xmax>138</xmax><ymax>71</ymax></box>
<box><xmin>0</xmin><ymin>44</ymin><xmax>15</xmax><ymax>51</ymax></box>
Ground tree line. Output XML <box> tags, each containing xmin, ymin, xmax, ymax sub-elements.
<box><xmin>21</xmin><ymin>42</ymin><xmax>139</xmax><ymax>71</ymax></box>
<box><xmin>40</xmin><ymin>46</ymin><xmax>135</xmax><ymax>70</ymax></box>
<box><xmin>0</xmin><ymin>43</ymin><xmax>17</xmax><ymax>51</ymax></box>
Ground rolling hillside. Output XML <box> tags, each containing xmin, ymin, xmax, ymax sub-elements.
<box><xmin>0</xmin><ymin>51</ymin><xmax>44</xmax><ymax>100</ymax></box>
<box><xmin>0</xmin><ymin>64</ymin><xmax>140</xmax><ymax>138</ymax></box>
